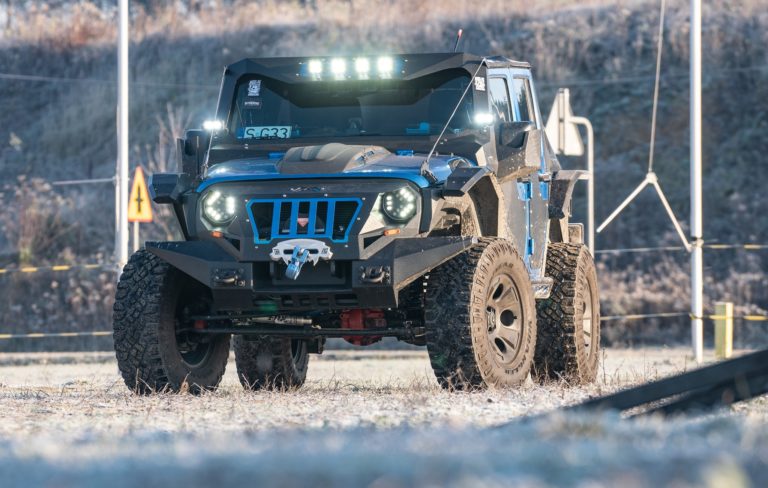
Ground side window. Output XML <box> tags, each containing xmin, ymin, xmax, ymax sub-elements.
<box><xmin>511</xmin><ymin>78</ymin><xmax>535</xmax><ymax>123</ymax></box>
<box><xmin>488</xmin><ymin>77</ymin><xmax>513</xmax><ymax>123</ymax></box>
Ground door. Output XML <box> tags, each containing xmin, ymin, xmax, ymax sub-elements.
<box><xmin>487</xmin><ymin>72</ymin><xmax>528</xmax><ymax>259</ymax></box>
<box><xmin>509</xmin><ymin>71</ymin><xmax>549</xmax><ymax>281</ymax></box>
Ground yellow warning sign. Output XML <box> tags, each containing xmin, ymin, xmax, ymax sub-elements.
<box><xmin>127</xmin><ymin>166</ymin><xmax>153</xmax><ymax>223</ymax></box>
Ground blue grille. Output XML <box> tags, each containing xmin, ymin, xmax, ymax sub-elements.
<box><xmin>247</xmin><ymin>198</ymin><xmax>362</xmax><ymax>244</ymax></box>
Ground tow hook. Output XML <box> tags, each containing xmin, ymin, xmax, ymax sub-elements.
<box><xmin>286</xmin><ymin>247</ymin><xmax>310</xmax><ymax>280</ymax></box>
<box><xmin>360</xmin><ymin>265</ymin><xmax>391</xmax><ymax>284</ymax></box>
<box><xmin>212</xmin><ymin>268</ymin><xmax>245</xmax><ymax>287</ymax></box>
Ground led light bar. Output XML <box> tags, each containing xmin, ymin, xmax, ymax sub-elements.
<box><xmin>302</xmin><ymin>56</ymin><xmax>400</xmax><ymax>80</ymax></box>
<box><xmin>330</xmin><ymin>58</ymin><xmax>347</xmax><ymax>79</ymax></box>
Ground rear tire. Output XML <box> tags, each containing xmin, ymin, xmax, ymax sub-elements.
<box><xmin>424</xmin><ymin>238</ymin><xmax>536</xmax><ymax>389</ymax></box>
<box><xmin>233</xmin><ymin>335</ymin><xmax>309</xmax><ymax>390</ymax></box>
<box><xmin>113</xmin><ymin>250</ymin><xmax>231</xmax><ymax>394</ymax></box>
<box><xmin>533</xmin><ymin>243</ymin><xmax>600</xmax><ymax>383</ymax></box>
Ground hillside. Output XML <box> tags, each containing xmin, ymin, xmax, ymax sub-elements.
<box><xmin>1</xmin><ymin>0</ymin><xmax>767</xmax><ymax>348</ymax></box>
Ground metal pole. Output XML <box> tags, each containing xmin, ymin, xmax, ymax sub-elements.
<box><xmin>690</xmin><ymin>0</ymin><xmax>704</xmax><ymax>363</ymax></box>
<box><xmin>133</xmin><ymin>221</ymin><xmax>140</xmax><ymax>252</ymax></box>
<box><xmin>571</xmin><ymin>115</ymin><xmax>595</xmax><ymax>254</ymax></box>
<box><xmin>116</xmin><ymin>0</ymin><xmax>130</xmax><ymax>270</ymax></box>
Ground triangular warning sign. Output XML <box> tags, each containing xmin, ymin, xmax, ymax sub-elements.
<box><xmin>127</xmin><ymin>166</ymin><xmax>153</xmax><ymax>223</ymax></box>
<box><xmin>545</xmin><ymin>88</ymin><xmax>585</xmax><ymax>157</ymax></box>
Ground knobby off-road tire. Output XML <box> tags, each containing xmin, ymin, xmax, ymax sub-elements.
<box><xmin>398</xmin><ymin>278</ymin><xmax>427</xmax><ymax>346</ymax></box>
<box><xmin>233</xmin><ymin>335</ymin><xmax>309</xmax><ymax>390</ymax></box>
<box><xmin>113</xmin><ymin>250</ymin><xmax>231</xmax><ymax>394</ymax></box>
<box><xmin>534</xmin><ymin>243</ymin><xmax>601</xmax><ymax>383</ymax></box>
<box><xmin>424</xmin><ymin>238</ymin><xmax>537</xmax><ymax>389</ymax></box>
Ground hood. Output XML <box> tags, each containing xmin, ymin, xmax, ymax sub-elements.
<box><xmin>204</xmin><ymin>143</ymin><xmax>472</xmax><ymax>188</ymax></box>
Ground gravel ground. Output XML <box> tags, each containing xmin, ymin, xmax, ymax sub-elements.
<box><xmin>0</xmin><ymin>348</ymin><xmax>766</xmax><ymax>487</ymax></box>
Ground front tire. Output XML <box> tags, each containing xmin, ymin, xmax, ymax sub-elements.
<box><xmin>233</xmin><ymin>335</ymin><xmax>309</xmax><ymax>390</ymax></box>
<box><xmin>424</xmin><ymin>238</ymin><xmax>536</xmax><ymax>389</ymax></box>
<box><xmin>113</xmin><ymin>250</ymin><xmax>231</xmax><ymax>394</ymax></box>
<box><xmin>533</xmin><ymin>243</ymin><xmax>601</xmax><ymax>383</ymax></box>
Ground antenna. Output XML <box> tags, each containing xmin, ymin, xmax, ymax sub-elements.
<box><xmin>421</xmin><ymin>57</ymin><xmax>486</xmax><ymax>181</ymax></box>
<box><xmin>453</xmin><ymin>29</ymin><xmax>464</xmax><ymax>52</ymax></box>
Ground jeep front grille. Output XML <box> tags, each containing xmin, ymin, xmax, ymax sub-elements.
<box><xmin>247</xmin><ymin>198</ymin><xmax>362</xmax><ymax>243</ymax></box>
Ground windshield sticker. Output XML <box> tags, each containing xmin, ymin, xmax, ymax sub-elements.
<box><xmin>243</xmin><ymin>126</ymin><xmax>292</xmax><ymax>139</ymax></box>
<box><xmin>244</xmin><ymin>99</ymin><xmax>263</xmax><ymax>109</ymax></box>
<box><xmin>474</xmin><ymin>77</ymin><xmax>486</xmax><ymax>91</ymax></box>
<box><xmin>247</xmin><ymin>80</ymin><xmax>262</xmax><ymax>97</ymax></box>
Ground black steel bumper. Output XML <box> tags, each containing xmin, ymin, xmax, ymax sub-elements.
<box><xmin>146</xmin><ymin>236</ymin><xmax>475</xmax><ymax>312</ymax></box>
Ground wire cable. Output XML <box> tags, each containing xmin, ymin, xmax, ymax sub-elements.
<box><xmin>647</xmin><ymin>0</ymin><xmax>666</xmax><ymax>173</ymax></box>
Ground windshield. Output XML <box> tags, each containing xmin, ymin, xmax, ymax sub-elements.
<box><xmin>228</xmin><ymin>69</ymin><xmax>474</xmax><ymax>141</ymax></box>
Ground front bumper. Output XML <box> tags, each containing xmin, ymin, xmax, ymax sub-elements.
<box><xmin>146</xmin><ymin>236</ymin><xmax>475</xmax><ymax>312</ymax></box>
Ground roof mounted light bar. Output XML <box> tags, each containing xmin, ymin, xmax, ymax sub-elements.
<box><xmin>303</xmin><ymin>56</ymin><xmax>398</xmax><ymax>80</ymax></box>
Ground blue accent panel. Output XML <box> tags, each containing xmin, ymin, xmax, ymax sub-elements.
<box><xmin>198</xmin><ymin>172</ymin><xmax>431</xmax><ymax>191</ymax></box>
<box><xmin>396</xmin><ymin>149</ymin><xmax>415</xmax><ymax>156</ymax></box>
<box><xmin>516</xmin><ymin>181</ymin><xmax>532</xmax><ymax>201</ymax></box>
<box><xmin>308</xmin><ymin>200</ymin><xmax>317</xmax><ymax>234</ymax></box>
<box><xmin>539</xmin><ymin>181</ymin><xmax>549</xmax><ymax>201</ymax></box>
<box><xmin>270</xmin><ymin>203</ymin><xmax>281</xmax><ymax>240</ymax></box>
<box><xmin>516</xmin><ymin>180</ymin><xmax>534</xmax><ymax>264</ymax></box>
<box><xmin>289</xmin><ymin>200</ymin><xmax>299</xmax><ymax>235</ymax></box>
<box><xmin>326</xmin><ymin>200</ymin><xmax>336</xmax><ymax>235</ymax></box>
<box><xmin>406</xmin><ymin>122</ymin><xmax>430</xmax><ymax>135</ymax></box>
<box><xmin>268</xmin><ymin>152</ymin><xmax>285</xmax><ymax>159</ymax></box>
<box><xmin>246</xmin><ymin>197</ymin><xmax>362</xmax><ymax>244</ymax></box>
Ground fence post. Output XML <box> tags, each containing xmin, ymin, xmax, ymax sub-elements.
<box><xmin>714</xmin><ymin>301</ymin><xmax>733</xmax><ymax>359</ymax></box>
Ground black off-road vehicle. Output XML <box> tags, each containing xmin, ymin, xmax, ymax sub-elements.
<box><xmin>113</xmin><ymin>53</ymin><xmax>600</xmax><ymax>392</ymax></box>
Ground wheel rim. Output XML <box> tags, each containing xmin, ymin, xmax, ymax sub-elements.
<box><xmin>485</xmin><ymin>273</ymin><xmax>524</xmax><ymax>366</ymax></box>
<box><xmin>290</xmin><ymin>340</ymin><xmax>304</xmax><ymax>364</ymax></box>
<box><xmin>176</xmin><ymin>332</ymin><xmax>213</xmax><ymax>367</ymax></box>
<box><xmin>175</xmin><ymin>291</ymin><xmax>215</xmax><ymax>368</ymax></box>
<box><xmin>582</xmin><ymin>282</ymin><xmax>596</xmax><ymax>358</ymax></box>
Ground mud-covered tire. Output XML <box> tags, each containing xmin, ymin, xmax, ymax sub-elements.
<box><xmin>533</xmin><ymin>243</ymin><xmax>600</xmax><ymax>383</ymax></box>
<box><xmin>113</xmin><ymin>250</ymin><xmax>231</xmax><ymax>394</ymax></box>
<box><xmin>398</xmin><ymin>278</ymin><xmax>427</xmax><ymax>346</ymax></box>
<box><xmin>233</xmin><ymin>335</ymin><xmax>309</xmax><ymax>390</ymax></box>
<box><xmin>424</xmin><ymin>238</ymin><xmax>537</xmax><ymax>389</ymax></box>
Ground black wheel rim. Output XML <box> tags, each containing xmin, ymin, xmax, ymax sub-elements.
<box><xmin>175</xmin><ymin>290</ymin><xmax>214</xmax><ymax>368</ymax></box>
<box><xmin>176</xmin><ymin>333</ymin><xmax>213</xmax><ymax>367</ymax></box>
<box><xmin>290</xmin><ymin>340</ymin><xmax>304</xmax><ymax>363</ymax></box>
<box><xmin>485</xmin><ymin>272</ymin><xmax>524</xmax><ymax>366</ymax></box>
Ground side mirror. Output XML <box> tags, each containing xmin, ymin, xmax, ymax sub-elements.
<box><xmin>498</xmin><ymin>121</ymin><xmax>535</xmax><ymax>148</ymax></box>
<box><xmin>177</xmin><ymin>129</ymin><xmax>211</xmax><ymax>178</ymax></box>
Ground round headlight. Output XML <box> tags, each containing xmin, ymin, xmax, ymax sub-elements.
<box><xmin>202</xmin><ymin>191</ymin><xmax>237</xmax><ymax>225</ymax></box>
<box><xmin>381</xmin><ymin>187</ymin><xmax>418</xmax><ymax>223</ymax></box>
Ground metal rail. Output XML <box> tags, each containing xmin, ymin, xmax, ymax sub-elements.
<box><xmin>188</xmin><ymin>326</ymin><xmax>422</xmax><ymax>340</ymax></box>
<box><xmin>573</xmin><ymin>349</ymin><xmax>768</xmax><ymax>416</ymax></box>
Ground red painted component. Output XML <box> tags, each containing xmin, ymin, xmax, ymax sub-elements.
<box><xmin>193</xmin><ymin>319</ymin><xmax>206</xmax><ymax>330</ymax></box>
<box><xmin>340</xmin><ymin>309</ymin><xmax>386</xmax><ymax>346</ymax></box>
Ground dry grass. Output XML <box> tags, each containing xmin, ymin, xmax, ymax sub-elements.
<box><xmin>0</xmin><ymin>348</ymin><xmax>731</xmax><ymax>438</ymax></box>
<box><xmin>1</xmin><ymin>0</ymin><xmax>644</xmax><ymax>46</ymax></box>
<box><xmin>0</xmin><ymin>349</ymin><xmax>767</xmax><ymax>487</ymax></box>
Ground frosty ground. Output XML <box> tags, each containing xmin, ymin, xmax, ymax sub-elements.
<box><xmin>0</xmin><ymin>348</ymin><xmax>766</xmax><ymax>487</ymax></box>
